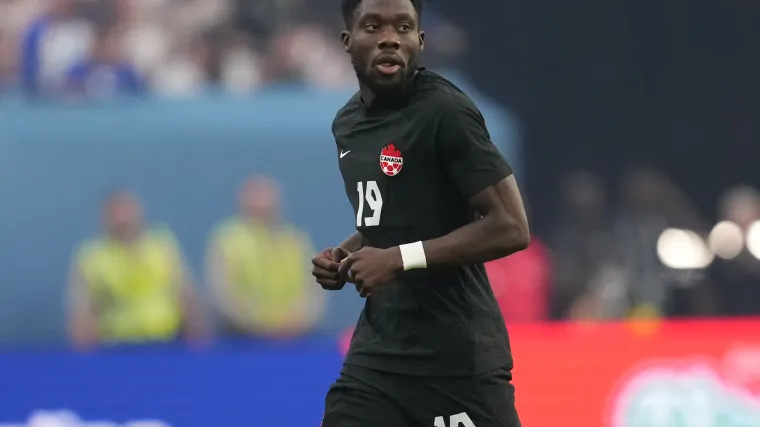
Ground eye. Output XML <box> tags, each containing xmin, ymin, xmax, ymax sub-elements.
<box><xmin>363</xmin><ymin>23</ymin><xmax>379</xmax><ymax>32</ymax></box>
<box><xmin>398</xmin><ymin>24</ymin><xmax>412</xmax><ymax>32</ymax></box>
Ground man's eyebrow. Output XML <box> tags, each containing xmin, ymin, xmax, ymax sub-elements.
<box><xmin>358</xmin><ymin>12</ymin><xmax>416</xmax><ymax>21</ymax></box>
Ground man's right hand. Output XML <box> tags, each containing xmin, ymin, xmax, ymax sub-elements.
<box><xmin>312</xmin><ymin>247</ymin><xmax>351</xmax><ymax>290</ymax></box>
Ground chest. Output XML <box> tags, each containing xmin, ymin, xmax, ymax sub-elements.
<box><xmin>338</xmin><ymin>112</ymin><xmax>431</xmax><ymax>176</ymax></box>
<box><xmin>335</xmin><ymin>111</ymin><xmax>456</xmax><ymax>232</ymax></box>
<box><xmin>93</xmin><ymin>243</ymin><xmax>173</xmax><ymax>295</ymax></box>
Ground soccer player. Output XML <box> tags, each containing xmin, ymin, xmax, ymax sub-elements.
<box><xmin>311</xmin><ymin>0</ymin><xmax>530</xmax><ymax>425</ymax></box>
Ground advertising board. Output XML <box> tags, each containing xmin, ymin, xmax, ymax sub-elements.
<box><xmin>2</xmin><ymin>320</ymin><xmax>758</xmax><ymax>426</ymax></box>
<box><xmin>508</xmin><ymin>320</ymin><xmax>760</xmax><ymax>427</ymax></box>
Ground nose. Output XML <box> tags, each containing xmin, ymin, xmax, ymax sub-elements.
<box><xmin>377</xmin><ymin>30</ymin><xmax>401</xmax><ymax>50</ymax></box>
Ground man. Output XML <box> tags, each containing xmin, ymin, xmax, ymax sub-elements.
<box><xmin>312</xmin><ymin>0</ymin><xmax>529</xmax><ymax>426</ymax></box>
<box><xmin>65</xmin><ymin>25</ymin><xmax>144</xmax><ymax>98</ymax></box>
<box><xmin>67</xmin><ymin>190</ymin><xmax>206</xmax><ymax>349</ymax></box>
<box><xmin>20</xmin><ymin>0</ymin><xmax>94</xmax><ymax>96</ymax></box>
<box><xmin>206</xmin><ymin>175</ymin><xmax>324</xmax><ymax>338</ymax></box>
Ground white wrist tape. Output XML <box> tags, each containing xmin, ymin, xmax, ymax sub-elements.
<box><xmin>399</xmin><ymin>241</ymin><xmax>427</xmax><ymax>271</ymax></box>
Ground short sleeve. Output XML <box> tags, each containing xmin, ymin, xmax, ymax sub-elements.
<box><xmin>436</xmin><ymin>96</ymin><xmax>513</xmax><ymax>198</ymax></box>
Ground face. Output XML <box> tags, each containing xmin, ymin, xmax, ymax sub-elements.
<box><xmin>239</xmin><ymin>176</ymin><xmax>281</xmax><ymax>222</ymax></box>
<box><xmin>104</xmin><ymin>193</ymin><xmax>143</xmax><ymax>240</ymax></box>
<box><xmin>342</xmin><ymin>0</ymin><xmax>425</xmax><ymax>97</ymax></box>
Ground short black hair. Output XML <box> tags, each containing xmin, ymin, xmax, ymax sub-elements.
<box><xmin>341</xmin><ymin>0</ymin><xmax>425</xmax><ymax>27</ymax></box>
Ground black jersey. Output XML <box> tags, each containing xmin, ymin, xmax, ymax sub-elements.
<box><xmin>332</xmin><ymin>69</ymin><xmax>514</xmax><ymax>377</ymax></box>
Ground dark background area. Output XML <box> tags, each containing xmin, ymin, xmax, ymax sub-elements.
<box><xmin>436</xmin><ymin>0</ymin><xmax>759</xmax><ymax>233</ymax></box>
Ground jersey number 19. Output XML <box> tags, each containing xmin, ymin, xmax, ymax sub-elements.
<box><xmin>356</xmin><ymin>180</ymin><xmax>383</xmax><ymax>227</ymax></box>
<box><xmin>434</xmin><ymin>412</ymin><xmax>476</xmax><ymax>427</ymax></box>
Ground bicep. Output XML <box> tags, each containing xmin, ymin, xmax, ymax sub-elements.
<box><xmin>469</xmin><ymin>175</ymin><xmax>529</xmax><ymax>232</ymax></box>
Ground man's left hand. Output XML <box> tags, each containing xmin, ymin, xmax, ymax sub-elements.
<box><xmin>338</xmin><ymin>247</ymin><xmax>403</xmax><ymax>297</ymax></box>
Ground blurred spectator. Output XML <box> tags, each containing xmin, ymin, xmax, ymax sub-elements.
<box><xmin>265</xmin><ymin>24</ymin><xmax>353</xmax><ymax>89</ymax></box>
<box><xmin>615</xmin><ymin>167</ymin><xmax>714</xmax><ymax>318</ymax></box>
<box><xmin>2</xmin><ymin>0</ymin><xmax>463</xmax><ymax>96</ymax></box>
<box><xmin>149</xmin><ymin>35</ymin><xmax>209</xmax><ymax>96</ymax></box>
<box><xmin>485</xmin><ymin>236</ymin><xmax>550</xmax><ymax>323</ymax></box>
<box><xmin>0</xmin><ymin>30</ymin><xmax>17</xmax><ymax>91</ymax></box>
<box><xmin>709</xmin><ymin>185</ymin><xmax>760</xmax><ymax>316</ymax></box>
<box><xmin>64</xmin><ymin>25</ymin><xmax>143</xmax><ymax>98</ymax></box>
<box><xmin>206</xmin><ymin>175</ymin><xmax>323</xmax><ymax>338</ymax></box>
<box><xmin>19</xmin><ymin>0</ymin><xmax>94</xmax><ymax>96</ymax></box>
<box><xmin>219</xmin><ymin>30</ymin><xmax>264</xmax><ymax>93</ymax></box>
<box><xmin>548</xmin><ymin>170</ymin><xmax>621</xmax><ymax>320</ymax></box>
<box><xmin>614</xmin><ymin>168</ymin><xmax>670</xmax><ymax>317</ymax></box>
<box><xmin>67</xmin><ymin>190</ymin><xmax>206</xmax><ymax>349</ymax></box>
<box><xmin>232</xmin><ymin>0</ymin><xmax>301</xmax><ymax>40</ymax></box>
<box><xmin>150</xmin><ymin>27</ymin><xmax>264</xmax><ymax>96</ymax></box>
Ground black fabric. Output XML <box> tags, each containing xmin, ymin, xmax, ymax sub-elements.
<box><xmin>322</xmin><ymin>365</ymin><xmax>521</xmax><ymax>427</ymax></box>
<box><xmin>332</xmin><ymin>69</ymin><xmax>514</xmax><ymax>377</ymax></box>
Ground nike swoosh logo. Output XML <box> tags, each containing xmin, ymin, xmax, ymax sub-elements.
<box><xmin>340</xmin><ymin>150</ymin><xmax>351</xmax><ymax>158</ymax></box>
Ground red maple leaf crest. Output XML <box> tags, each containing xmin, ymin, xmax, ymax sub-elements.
<box><xmin>380</xmin><ymin>142</ymin><xmax>403</xmax><ymax>176</ymax></box>
<box><xmin>381</xmin><ymin>143</ymin><xmax>401</xmax><ymax>157</ymax></box>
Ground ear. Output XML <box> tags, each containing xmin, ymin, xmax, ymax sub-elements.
<box><xmin>418</xmin><ymin>31</ymin><xmax>425</xmax><ymax>52</ymax></box>
<box><xmin>341</xmin><ymin>31</ymin><xmax>351</xmax><ymax>53</ymax></box>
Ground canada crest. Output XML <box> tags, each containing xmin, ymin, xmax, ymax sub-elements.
<box><xmin>380</xmin><ymin>143</ymin><xmax>403</xmax><ymax>176</ymax></box>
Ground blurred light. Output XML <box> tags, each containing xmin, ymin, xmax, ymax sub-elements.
<box><xmin>746</xmin><ymin>221</ymin><xmax>760</xmax><ymax>260</ymax></box>
<box><xmin>708</xmin><ymin>221</ymin><xmax>744</xmax><ymax>259</ymax></box>
<box><xmin>657</xmin><ymin>228</ymin><xmax>714</xmax><ymax>269</ymax></box>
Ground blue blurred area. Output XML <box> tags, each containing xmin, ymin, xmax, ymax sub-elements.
<box><xmin>0</xmin><ymin>339</ymin><xmax>343</xmax><ymax>426</ymax></box>
<box><xmin>0</xmin><ymin>76</ymin><xmax>521</xmax><ymax>345</ymax></box>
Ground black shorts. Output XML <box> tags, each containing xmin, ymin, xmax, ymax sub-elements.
<box><xmin>322</xmin><ymin>365</ymin><xmax>521</xmax><ymax>427</ymax></box>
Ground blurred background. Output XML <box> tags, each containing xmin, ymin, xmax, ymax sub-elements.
<box><xmin>0</xmin><ymin>0</ymin><xmax>759</xmax><ymax>426</ymax></box>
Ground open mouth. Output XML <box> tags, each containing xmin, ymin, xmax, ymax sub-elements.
<box><xmin>374</xmin><ymin>55</ymin><xmax>403</xmax><ymax>75</ymax></box>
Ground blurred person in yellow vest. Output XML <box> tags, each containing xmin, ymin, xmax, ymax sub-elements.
<box><xmin>67</xmin><ymin>190</ymin><xmax>207</xmax><ymax>349</ymax></box>
<box><xmin>206</xmin><ymin>175</ymin><xmax>324</xmax><ymax>338</ymax></box>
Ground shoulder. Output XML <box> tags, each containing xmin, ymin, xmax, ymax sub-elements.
<box><xmin>331</xmin><ymin>92</ymin><xmax>362</xmax><ymax>137</ymax></box>
<box><xmin>210</xmin><ymin>217</ymin><xmax>243</xmax><ymax>242</ymax></box>
<box><xmin>413</xmin><ymin>70</ymin><xmax>482</xmax><ymax>120</ymax></box>
<box><xmin>74</xmin><ymin>237</ymin><xmax>105</xmax><ymax>262</ymax></box>
<box><xmin>146</xmin><ymin>225</ymin><xmax>180</xmax><ymax>248</ymax></box>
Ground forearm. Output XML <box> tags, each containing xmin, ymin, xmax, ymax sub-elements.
<box><xmin>67</xmin><ymin>267</ymin><xmax>99</xmax><ymax>345</ymax></box>
<box><xmin>338</xmin><ymin>231</ymin><xmax>364</xmax><ymax>253</ymax></box>
<box><xmin>420</xmin><ymin>214</ymin><xmax>529</xmax><ymax>268</ymax></box>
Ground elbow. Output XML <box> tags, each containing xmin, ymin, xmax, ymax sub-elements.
<box><xmin>493</xmin><ymin>217</ymin><xmax>530</xmax><ymax>256</ymax></box>
<box><xmin>510</xmin><ymin>225</ymin><xmax>531</xmax><ymax>253</ymax></box>
<box><xmin>521</xmin><ymin>232</ymin><xmax>531</xmax><ymax>251</ymax></box>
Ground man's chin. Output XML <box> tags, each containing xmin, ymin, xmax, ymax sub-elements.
<box><xmin>367</xmin><ymin>73</ymin><xmax>407</xmax><ymax>95</ymax></box>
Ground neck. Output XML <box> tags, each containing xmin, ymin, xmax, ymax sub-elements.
<box><xmin>359</xmin><ymin>84</ymin><xmax>375</xmax><ymax>107</ymax></box>
<box><xmin>244</xmin><ymin>214</ymin><xmax>277</xmax><ymax>228</ymax></box>
<box><xmin>109</xmin><ymin>229</ymin><xmax>141</xmax><ymax>244</ymax></box>
<box><xmin>359</xmin><ymin>69</ymin><xmax>420</xmax><ymax>107</ymax></box>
